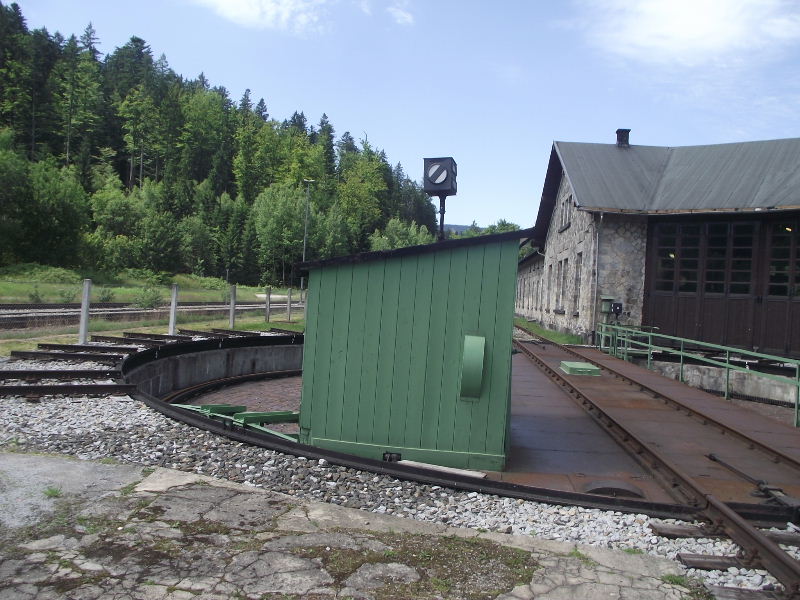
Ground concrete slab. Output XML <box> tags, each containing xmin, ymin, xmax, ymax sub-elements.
<box><xmin>0</xmin><ymin>452</ymin><xmax>694</xmax><ymax>600</ymax></box>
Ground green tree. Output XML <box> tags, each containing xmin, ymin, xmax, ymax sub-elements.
<box><xmin>233</xmin><ymin>88</ymin><xmax>261</xmax><ymax>204</ymax></box>
<box><xmin>178</xmin><ymin>214</ymin><xmax>216</xmax><ymax>275</ymax></box>
<box><xmin>51</xmin><ymin>35</ymin><xmax>101</xmax><ymax>166</ymax></box>
<box><xmin>117</xmin><ymin>83</ymin><xmax>161</xmax><ymax>189</ymax></box>
<box><xmin>22</xmin><ymin>158</ymin><xmax>90</xmax><ymax>265</ymax></box>
<box><xmin>0</xmin><ymin>127</ymin><xmax>31</xmax><ymax>264</ymax></box>
<box><xmin>368</xmin><ymin>217</ymin><xmax>434</xmax><ymax>251</ymax></box>
<box><xmin>252</xmin><ymin>182</ymin><xmax>304</xmax><ymax>284</ymax></box>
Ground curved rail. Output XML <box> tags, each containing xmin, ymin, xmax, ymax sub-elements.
<box><xmin>513</xmin><ymin>331</ymin><xmax>800</xmax><ymax>596</ymax></box>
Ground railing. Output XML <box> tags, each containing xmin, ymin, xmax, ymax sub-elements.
<box><xmin>596</xmin><ymin>323</ymin><xmax>800</xmax><ymax>427</ymax></box>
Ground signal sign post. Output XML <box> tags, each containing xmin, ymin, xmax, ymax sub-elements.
<box><xmin>423</xmin><ymin>157</ymin><xmax>457</xmax><ymax>241</ymax></box>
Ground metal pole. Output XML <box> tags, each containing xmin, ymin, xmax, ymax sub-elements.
<box><xmin>168</xmin><ymin>284</ymin><xmax>178</xmax><ymax>336</ymax></box>
<box><xmin>287</xmin><ymin>287</ymin><xmax>292</xmax><ymax>322</ymax></box>
<box><xmin>229</xmin><ymin>284</ymin><xmax>236</xmax><ymax>329</ymax></box>
<box><xmin>438</xmin><ymin>195</ymin><xmax>446</xmax><ymax>241</ymax></box>
<box><xmin>795</xmin><ymin>365</ymin><xmax>799</xmax><ymax>428</ymax></box>
<box><xmin>265</xmin><ymin>286</ymin><xmax>271</xmax><ymax>322</ymax></box>
<box><xmin>78</xmin><ymin>278</ymin><xmax>91</xmax><ymax>344</ymax></box>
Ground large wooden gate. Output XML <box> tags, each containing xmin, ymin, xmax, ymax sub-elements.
<box><xmin>644</xmin><ymin>215</ymin><xmax>800</xmax><ymax>357</ymax></box>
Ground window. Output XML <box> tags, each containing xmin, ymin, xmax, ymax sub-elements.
<box><xmin>573</xmin><ymin>253</ymin><xmax>582</xmax><ymax>314</ymax></box>
<box><xmin>559</xmin><ymin>195</ymin><xmax>573</xmax><ymax>231</ymax></box>
<box><xmin>767</xmin><ymin>221</ymin><xmax>798</xmax><ymax>297</ymax></box>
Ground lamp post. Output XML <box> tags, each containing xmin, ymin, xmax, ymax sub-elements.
<box><xmin>301</xmin><ymin>178</ymin><xmax>315</xmax><ymax>294</ymax></box>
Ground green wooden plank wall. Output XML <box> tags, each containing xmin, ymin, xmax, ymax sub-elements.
<box><xmin>299</xmin><ymin>237</ymin><xmax>519</xmax><ymax>470</ymax></box>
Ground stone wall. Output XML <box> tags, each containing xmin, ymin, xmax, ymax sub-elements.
<box><xmin>596</xmin><ymin>213</ymin><xmax>647</xmax><ymax>328</ymax></box>
<box><xmin>516</xmin><ymin>177</ymin><xmax>649</xmax><ymax>339</ymax></box>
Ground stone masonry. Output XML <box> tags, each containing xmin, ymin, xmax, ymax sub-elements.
<box><xmin>516</xmin><ymin>176</ymin><xmax>648</xmax><ymax>340</ymax></box>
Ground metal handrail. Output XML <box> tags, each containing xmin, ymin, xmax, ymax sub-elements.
<box><xmin>596</xmin><ymin>323</ymin><xmax>800</xmax><ymax>427</ymax></box>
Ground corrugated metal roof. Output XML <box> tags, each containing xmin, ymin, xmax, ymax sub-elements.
<box><xmin>554</xmin><ymin>137</ymin><xmax>800</xmax><ymax>212</ymax></box>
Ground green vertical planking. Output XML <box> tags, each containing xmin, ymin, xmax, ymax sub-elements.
<box><xmin>340</xmin><ymin>262</ymin><xmax>369</xmax><ymax>442</ymax></box>
<box><xmin>355</xmin><ymin>260</ymin><xmax>385</xmax><ymax>444</ymax></box>
<box><xmin>372</xmin><ymin>259</ymin><xmax>401</xmax><ymax>445</ymax></box>
<box><xmin>298</xmin><ymin>268</ymin><xmax>321</xmax><ymax>438</ymax></box>
<box><xmin>388</xmin><ymin>256</ymin><xmax>417</xmax><ymax>448</ymax></box>
<box><xmin>404</xmin><ymin>253</ymin><xmax>434</xmax><ymax>449</ymax></box>
<box><xmin>471</xmin><ymin>242</ymin><xmax>503</xmax><ymax>455</ymax></box>
<box><xmin>308</xmin><ymin>266</ymin><xmax>337</xmax><ymax>441</ymax></box>
<box><xmin>419</xmin><ymin>250</ymin><xmax>451</xmax><ymax>450</ymax></box>
<box><xmin>452</xmin><ymin>245</ymin><xmax>486</xmax><ymax>454</ymax></box>
<box><xmin>325</xmin><ymin>265</ymin><xmax>353</xmax><ymax>441</ymax></box>
<box><xmin>484</xmin><ymin>239</ymin><xmax>518</xmax><ymax>456</ymax></box>
<box><xmin>301</xmin><ymin>232</ymin><xmax>521</xmax><ymax>469</ymax></box>
<box><xmin>437</xmin><ymin>247</ymin><xmax>468</xmax><ymax>452</ymax></box>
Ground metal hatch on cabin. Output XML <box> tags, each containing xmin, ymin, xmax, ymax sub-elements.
<box><xmin>297</xmin><ymin>229</ymin><xmax>531</xmax><ymax>470</ymax></box>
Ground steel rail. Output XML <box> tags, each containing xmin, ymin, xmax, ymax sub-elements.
<box><xmin>0</xmin><ymin>383</ymin><xmax>136</xmax><ymax>397</ymax></box>
<box><xmin>513</xmin><ymin>337</ymin><xmax>800</xmax><ymax>596</ymax></box>
<box><xmin>516</xmin><ymin>328</ymin><xmax>800</xmax><ymax>475</ymax></box>
<box><xmin>116</xmin><ymin>341</ymin><xmax>793</xmax><ymax>524</ymax></box>
<box><xmin>0</xmin><ymin>369</ymin><xmax>120</xmax><ymax>380</ymax></box>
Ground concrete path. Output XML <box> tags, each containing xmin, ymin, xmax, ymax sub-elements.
<box><xmin>0</xmin><ymin>452</ymin><xmax>700</xmax><ymax>599</ymax></box>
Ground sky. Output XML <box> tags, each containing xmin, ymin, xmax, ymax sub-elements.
<box><xmin>13</xmin><ymin>0</ymin><xmax>800</xmax><ymax>228</ymax></box>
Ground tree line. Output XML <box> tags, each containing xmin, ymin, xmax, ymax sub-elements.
<box><xmin>0</xmin><ymin>2</ymin><xmax>438</xmax><ymax>285</ymax></box>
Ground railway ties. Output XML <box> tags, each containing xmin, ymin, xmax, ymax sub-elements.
<box><xmin>513</xmin><ymin>334</ymin><xmax>800</xmax><ymax>597</ymax></box>
<box><xmin>2</xmin><ymin>339</ymin><xmax>149</xmax><ymax>398</ymax></box>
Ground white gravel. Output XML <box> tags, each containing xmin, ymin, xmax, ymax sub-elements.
<box><xmin>1</xmin><ymin>386</ymin><xmax>796</xmax><ymax>594</ymax></box>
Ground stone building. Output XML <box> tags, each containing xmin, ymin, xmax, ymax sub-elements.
<box><xmin>517</xmin><ymin>130</ymin><xmax>800</xmax><ymax>357</ymax></box>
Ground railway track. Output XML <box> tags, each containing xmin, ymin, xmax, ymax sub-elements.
<box><xmin>3</xmin><ymin>328</ymin><xmax>799</xmax><ymax>596</ymax></box>
<box><xmin>513</xmin><ymin>328</ymin><xmax>800</xmax><ymax>597</ymax></box>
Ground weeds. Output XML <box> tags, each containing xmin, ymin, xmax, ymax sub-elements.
<box><xmin>43</xmin><ymin>486</ymin><xmax>62</xmax><ymax>498</ymax></box>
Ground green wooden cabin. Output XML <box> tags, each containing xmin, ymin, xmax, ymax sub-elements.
<box><xmin>298</xmin><ymin>229</ymin><xmax>531</xmax><ymax>470</ymax></box>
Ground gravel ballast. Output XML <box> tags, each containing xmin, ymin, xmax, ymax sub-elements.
<box><xmin>0</xmin><ymin>358</ymin><xmax>796</xmax><ymax>594</ymax></box>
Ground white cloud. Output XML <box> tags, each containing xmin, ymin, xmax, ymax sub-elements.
<box><xmin>190</xmin><ymin>0</ymin><xmax>332</xmax><ymax>34</ymax></box>
<box><xmin>573</xmin><ymin>0</ymin><xmax>800</xmax><ymax>67</ymax></box>
<box><xmin>357</xmin><ymin>0</ymin><xmax>372</xmax><ymax>15</ymax></box>
<box><xmin>387</xmin><ymin>1</ymin><xmax>413</xmax><ymax>25</ymax></box>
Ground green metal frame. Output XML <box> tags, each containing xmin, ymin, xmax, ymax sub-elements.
<box><xmin>173</xmin><ymin>404</ymin><xmax>300</xmax><ymax>441</ymax></box>
<box><xmin>597</xmin><ymin>323</ymin><xmax>800</xmax><ymax>427</ymax></box>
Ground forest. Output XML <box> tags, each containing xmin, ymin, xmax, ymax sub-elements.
<box><xmin>0</xmin><ymin>2</ymin><xmax>444</xmax><ymax>286</ymax></box>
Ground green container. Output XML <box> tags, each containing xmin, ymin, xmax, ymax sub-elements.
<box><xmin>298</xmin><ymin>230</ymin><xmax>528</xmax><ymax>470</ymax></box>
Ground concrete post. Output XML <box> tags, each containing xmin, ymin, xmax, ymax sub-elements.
<box><xmin>168</xmin><ymin>284</ymin><xmax>179</xmax><ymax>336</ymax></box>
<box><xmin>287</xmin><ymin>287</ymin><xmax>292</xmax><ymax>323</ymax></box>
<box><xmin>229</xmin><ymin>284</ymin><xmax>237</xmax><ymax>329</ymax></box>
<box><xmin>265</xmin><ymin>287</ymin><xmax>271</xmax><ymax>322</ymax></box>
<box><xmin>78</xmin><ymin>279</ymin><xmax>91</xmax><ymax>345</ymax></box>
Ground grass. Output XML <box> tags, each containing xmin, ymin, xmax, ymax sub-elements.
<box><xmin>622</xmin><ymin>547</ymin><xmax>645</xmax><ymax>555</ymax></box>
<box><xmin>0</xmin><ymin>263</ymin><xmax>295</xmax><ymax>304</ymax></box>
<box><xmin>567</xmin><ymin>547</ymin><xmax>597</xmax><ymax>566</ymax></box>
<box><xmin>43</xmin><ymin>486</ymin><xmax>62</xmax><ymax>498</ymax></box>
<box><xmin>0</xmin><ymin>313</ymin><xmax>305</xmax><ymax>357</ymax></box>
<box><xmin>514</xmin><ymin>318</ymin><xmax>584</xmax><ymax>345</ymax></box>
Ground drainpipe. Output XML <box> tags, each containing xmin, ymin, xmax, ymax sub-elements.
<box><xmin>592</xmin><ymin>212</ymin><xmax>604</xmax><ymax>344</ymax></box>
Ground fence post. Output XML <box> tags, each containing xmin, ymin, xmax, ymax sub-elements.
<box><xmin>725</xmin><ymin>350</ymin><xmax>731</xmax><ymax>401</ymax></box>
<box><xmin>168</xmin><ymin>284</ymin><xmax>179</xmax><ymax>336</ymax></box>
<box><xmin>229</xmin><ymin>284</ymin><xmax>236</xmax><ymax>329</ymax></box>
<box><xmin>78</xmin><ymin>279</ymin><xmax>91</xmax><ymax>345</ymax></box>
<box><xmin>287</xmin><ymin>287</ymin><xmax>292</xmax><ymax>322</ymax></box>
<box><xmin>795</xmin><ymin>365</ymin><xmax>799</xmax><ymax>428</ymax></box>
<box><xmin>265</xmin><ymin>287</ymin><xmax>271</xmax><ymax>322</ymax></box>
<box><xmin>679</xmin><ymin>340</ymin><xmax>685</xmax><ymax>383</ymax></box>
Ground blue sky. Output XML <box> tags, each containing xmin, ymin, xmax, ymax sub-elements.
<box><xmin>15</xmin><ymin>0</ymin><xmax>800</xmax><ymax>227</ymax></box>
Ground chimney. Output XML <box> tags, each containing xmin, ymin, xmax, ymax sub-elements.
<box><xmin>616</xmin><ymin>128</ymin><xmax>631</xmax><ymax>147</ymax></box>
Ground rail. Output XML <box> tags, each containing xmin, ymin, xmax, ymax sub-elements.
<box><xmin>597</xmin><ymin>323</ymin><xmax>800</xmax><ymax>427</ymax></box>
